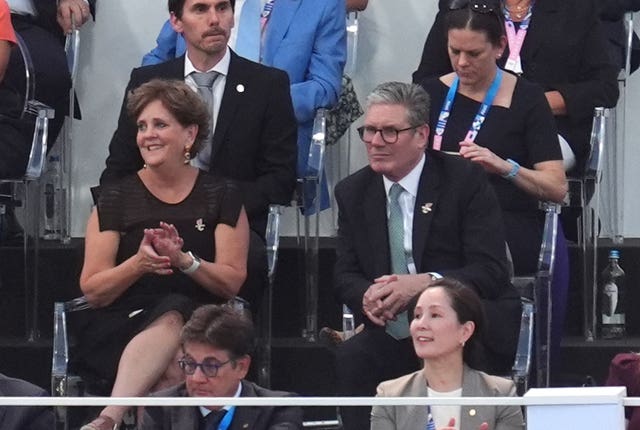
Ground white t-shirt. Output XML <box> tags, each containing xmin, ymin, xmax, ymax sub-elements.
<box><xmin>428</xmin><ymin>386</ymin><xmax>463</xmax><ymax>429</ymax></box>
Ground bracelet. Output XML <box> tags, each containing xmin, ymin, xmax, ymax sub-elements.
<box><xmin>501</xmin><ymin>159</ymin><xmax>520</xmax><ymax>180</ymax></box>
<box><xmin>180</xmin><ymin>251</ymin><xmax>201</xmax><ymax>274</ymax></box>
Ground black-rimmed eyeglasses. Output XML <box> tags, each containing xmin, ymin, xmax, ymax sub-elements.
<box><xmin>178</xmin><ymin>357</ymin><xmax>233</xmax><ymax>378</ymax></box>
<box><xmin>357</xmin><ymin>125</ymin><xmax>420</xmax><ymax>144</ymax></box>
<box><xmin>448</xmin><ymin>0</ymin><xmax>499</xmax><ymax>14</ymax></box>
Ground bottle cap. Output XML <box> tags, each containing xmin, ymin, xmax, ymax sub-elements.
<box><xmin>609</xmin><ymin>249</ymin><xmax>620</xmax><ymax>259</ymax></box>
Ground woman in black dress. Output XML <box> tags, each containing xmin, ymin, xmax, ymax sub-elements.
<box><xmin>417</xmin><ymin>0</ymin><xmax>569</xmax><ymax>382</ymax></box>
<box><xmin>78</xmin><ymin>79</ymin><xmax>249</xmax><ymax>430</ymax></box>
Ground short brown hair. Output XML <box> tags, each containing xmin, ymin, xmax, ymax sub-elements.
<box><xmin>126</xmin><ymin>79</ymin><xmax>210</xmax><ymax>156</ymax></box>
<box><xmin>181</xmin><ymin>304</ymin><xmax>255</xmax><ymax>359</ymax></box>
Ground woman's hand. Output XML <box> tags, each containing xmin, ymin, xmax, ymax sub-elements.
<box><xmin>149</xmin><ymin>222</ymin><xmax>185</xmax><ymax>267</ymax></box>
<box><xmin>459</xmin><ymin>140</ymin><xmax>511</xmax><ymax>176</ymax></box>
<box><xmin>438</xmin><ymin>418</ymin><xmax>489</xmax><ymax>430</ymax></box>
<box><xmin>136</xmin><ymin>228</ymin><xmax>173</xmax><ymax>275</ymax></box>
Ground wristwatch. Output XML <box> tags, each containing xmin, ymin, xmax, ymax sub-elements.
<box><xmin>180</xmin><ymin>251</ymin><xmax>201</xmax><ymax>274</ymax></box>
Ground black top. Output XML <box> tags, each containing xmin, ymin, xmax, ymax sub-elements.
<box><xmin>97</xmin><ymin>170</ymin><xmax>243</xmax><ymax>306</ymax></box>
<box><xmin>73</xmin><ymin>171</ymin><xmax>243</xmax><ymax>387</ymax></box>
<box><xmin>412</xmin><ymin>0</ymin><xmax>619</xmax><ymax>170</ymax></box>
<box><xmin>421</xmin><ymin>76</ymin><xmax>561</xmax><ymax>212</ymax></box>
<box><xmin>420</xmin><ymin>76</ymin><xmax>561</xmax><ymax>273</ymax></box>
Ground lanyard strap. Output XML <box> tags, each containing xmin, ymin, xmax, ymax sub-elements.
<box><xmin>425</xmin><ymin>405</ymin><xmax>436</xmax><ymax>430</ymax></box>
<box><xmin>217</xmin><ymin>406</ymin><xmax>236</xmax><ymax>430</ymax></box>
<box><xmin>503</xmin><ymin>6</ymin><xmax>532</xmax><ymax>74</ymax></box>
<box><xmin>433</xmin><ymin>68</ymin><xmax>503</xmax><ymax>150</ymax></box>
<box><xmin>260</xmin><ymin>0</ymin><xmax>275</xmax><ymax>31</ymax></box>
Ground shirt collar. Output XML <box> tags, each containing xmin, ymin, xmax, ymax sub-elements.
<box><xmin>184</xmin><ymin>46</ymin><xmax>231</xmax><ymax>78</ymax></box>
<box><xmin>199</xmin><ymin>381</ymin><xmax>242</xmax><ymax>417</ymax></box>
<box><xmin>383</xmin><ymin>153</ymin><xmax>426</xmax><ymax>199</ymax></box>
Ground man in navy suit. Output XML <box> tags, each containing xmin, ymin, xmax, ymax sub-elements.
<box><xmin>0</xmin><ymin>373</ymin><xmax>54</xmax><ymax>430</ymax></box>
<box><xmin>99</xmin><ymin>0</ymin><xmax>297</xmax><ymax>307</ymax></box>
<box><xmin>333</xmin><ymin>82</ymin><xmax>520</xmax><ymax>430</ymax></box>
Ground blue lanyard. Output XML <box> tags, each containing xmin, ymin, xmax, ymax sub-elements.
<box><xmin>425</xmin><ymin>405</ymin><xmax>436</xmax><ymax>430</ymax></box>
<box><xmin>217</xmin><ymin>406</ymin><xmax>235</xmax><ymax>430</ymax></box>
<box><xmin>432</xmin><ymin>68</ymin><xmax>503</xmax><ymax>150</ymax></box>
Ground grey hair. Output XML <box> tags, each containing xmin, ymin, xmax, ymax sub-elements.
<box><xmin>366</xmin><ymin>82</ymin><xmax>431</xmax><ymax>127</ymax></box>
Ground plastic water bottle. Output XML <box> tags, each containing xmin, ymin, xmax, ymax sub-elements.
<box><xmin>42</xmin><ymin>155</ymin><xmax>62</xmax><ymax>240</ymax></box>
<box><xmin>600</xmin><ymin>250</ymin><xmax>626</xmax><ymax>339</ymax></box>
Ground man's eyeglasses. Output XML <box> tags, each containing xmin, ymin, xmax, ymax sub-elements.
<box><xmin>178</xmin><ymin>357</ymin><xmax>233</xmax><ymax>378</ymax></box>
<box><xmin>357</xmin><ymin>125</ymin><xmax>420</xmax><ymax>144</ymax></box>
<box><xmin>448</xmin><ymin>0</ymin><xmax>499</xmax><ymax>14</ymax></box>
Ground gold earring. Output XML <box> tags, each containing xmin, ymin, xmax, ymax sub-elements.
<box><xmin>184</xmin><ymin>149</ymin><xmax>191</xmax><ymax>164</ymax></box>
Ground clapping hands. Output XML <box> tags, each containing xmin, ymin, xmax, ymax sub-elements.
<box><xmin>136</xmin><ymin>222</ymin><xmax>186</xmax><ymax>275</ymax></box>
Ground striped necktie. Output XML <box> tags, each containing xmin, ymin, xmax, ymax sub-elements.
<box><xmin>190</xmin><ymin>71</ymin><xmax>219</xmax><ymax>169</ymax></box>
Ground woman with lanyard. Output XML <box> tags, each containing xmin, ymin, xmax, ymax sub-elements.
<box><xmin>416</xmin><ymin>0</ymin><xmax>568</xmax><ymax>373</ymax></box>
<box><xmin>371</xmin><ymin>278</ymin><xmax>524</xmax><ymax>430</ymax></box>
<box><xmin>413</xmin><ymin>0</ymin><xmax>619</xmax><ymax>175</ymax></box>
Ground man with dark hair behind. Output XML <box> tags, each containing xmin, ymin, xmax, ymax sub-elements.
<box><xmin>100</xmin><ymin>0</ymin><xmax>298</xmax><ymax>310</ymax></box>
<box><xmin>140</xmin><ymin>304</ymin><xmax>303</xmax><ymax>430</ymax></box>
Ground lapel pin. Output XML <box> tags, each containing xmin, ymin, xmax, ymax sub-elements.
<box><xmin>195</xmin><ymin>218</ymin><xmax>206</xmax><ymax>231</ymax></box>
<box><xmin>236</xmin><ymin>84</ymin><xmax>245</xmax><ymax>93</ymax></box>
<box><xmin>421</xmin><ymin>203</ymin><xmax>433</xmax><ymax>214</ymax></box>
<box><xmin>469</xmin><ymin>408</ymin><xmax>477</xmax><ymax>417</ymax></box>
<box><xmin>243</xmin><ymin>424</ymin><xmax>249</xmax><ymax>428</ymax></box>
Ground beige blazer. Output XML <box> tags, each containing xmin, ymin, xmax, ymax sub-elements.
<box><xmin>371</xmin><ymin>366</ymin><xmax>524</xmax><ymax>430</ymax></box>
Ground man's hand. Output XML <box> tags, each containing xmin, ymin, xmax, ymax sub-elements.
<box><xmin>376</xmin><ymin>273</ymin><xmax>432</xmax><ymax>318</ymax></box>
<box><xmin>362</xmin><ymin>281</ymin><xmax>389</xmax><ymax>326</ymax></box>
<box><xmin>57</xmin><ymin>0</ymin><xmax>91</xmax><ymax>34</ymax></box>
<box><xmin>362</xmin><ymin>273</ymin><xmax>435</xmax><ymax>325</ymax></box>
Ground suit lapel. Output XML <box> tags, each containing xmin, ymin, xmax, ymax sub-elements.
<box><xmin>210</xmin><ymin>52</ymin><xmax>243</xmax><ymax>162</ymax></box>
<box><xmin>412</xmin><ymin>154</ymin><xmax>441</xmax><ymax>271</ymax></box>
<box><xmin>460</xmin><ymin>366</ymin><xmax>491</xmax><ymax>430</ymax></box>
<box><xmin>262</xmin><ymin>0</ymin><xmax>301</xmax><ymax>64</ymax></box>
<box><xmin>364</xmin><ymin>174</ymin><xmax>391</xmax><ymax>276</ymax></box>
<box><xmin>523</xmin><ymin>0</ymin><xmax>560</xmax><ymax>63</ymax></box>
<box><xmin>230</xmin><ymin>381</ymin><xmax>258</xmax><ymax>430</ymax></box>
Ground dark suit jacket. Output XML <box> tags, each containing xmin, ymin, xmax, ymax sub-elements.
<box><xmin>334</xmin><ymin>150</ymin><xmax>520</xmax><ymax>358</ymax></box>
<box><xmin>99</xmin><ymin>52</ymin><xmax>297</xmax><ymax>235</ymax></box>
<box><xmin>412</xmin><ymin>0</ymin><xmax>619</xmax><ymax>169</ymax></box>
<box><xmin>0</xmin><ymin>373</ymin><xmax>55</xmax><ymax>430</ymax></box>
<box><xmin>139</xmin><ymin>380</ymin><xmax>303</xmax><ymax>430</ymax></box>
<box><xmin>32</xmin><ymin>0</ymin><xmax>97</xmax><ymax>42</ymax></box>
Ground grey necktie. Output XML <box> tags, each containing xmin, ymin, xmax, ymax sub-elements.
<box><xmin>386</xmin><ymin>183</ymin><xmax>410</xmax><ymax>339</ymax></box>
<box><xmin>191</xmin><ymin>71</ymin><xmax>219</xmax><ymax>169</ymax></box>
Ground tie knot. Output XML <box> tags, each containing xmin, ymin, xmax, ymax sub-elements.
<box><xmin>192</xmin><ymin>71</ymin><xmax>219</xmax><ymax>88</ymax></box>
<box><xmin>389</xmin><ymin>183</ymin><xmax>404</xmax><ymax>201</ymax></box>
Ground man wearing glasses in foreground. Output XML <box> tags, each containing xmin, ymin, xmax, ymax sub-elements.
<box><xmin>333</xmin><ymin>82</ymin><xmax>521</xmax><ymax>429</ymax></box>
<box><xmin>140</xmin><ymin>304</ymin><xmax>303</xmax><ymax>430</ymax></box>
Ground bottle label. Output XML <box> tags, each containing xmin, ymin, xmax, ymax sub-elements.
<box><xmin>602</xmin><ymin>313</ymin><xmax>625</xmax><ymax>324</ymax></box>
<box><xmin>601</xmin><ymin>282</ymin><xmax>619</xmax><ymax>317</ymax></box>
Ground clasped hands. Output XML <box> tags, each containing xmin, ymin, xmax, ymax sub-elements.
<box><xmin>362</xmin><ymin>274</ymin><xmax>429</xmax><ymax>326</ymax></box>
<box><xmin>136</xmin><ymin>222</ymin><xmax>187</xmax><ymax>276</ymax></box>
<box><xmin>57</xmin><ymin>0</ymin><xmax>92</xmax><ymax>34</ymax></box>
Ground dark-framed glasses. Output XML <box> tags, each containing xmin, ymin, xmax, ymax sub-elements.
<box><xmin>178</xmin><ymin>357</ymin><xmax>232</xmax><ymax>378</ymax></box>
<box><xmin>449</xmin><ymin>0</ymin><xmax>499</xmax><ymax>14</ymax></box>
<box><xmin>357</xmin><ymin>125</ymin><xmax>420</xmax><ymax>144</ymax></box>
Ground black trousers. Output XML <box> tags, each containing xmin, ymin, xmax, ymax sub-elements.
<box><xmin>335</xmin><ymin>327</ymin><xmax>420</xmax><ymax>430</ymax></box>
<box><xmin>0</xmin><ymin>15</ymin><xmax>70</xmax><ymax>178</ymax></box>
